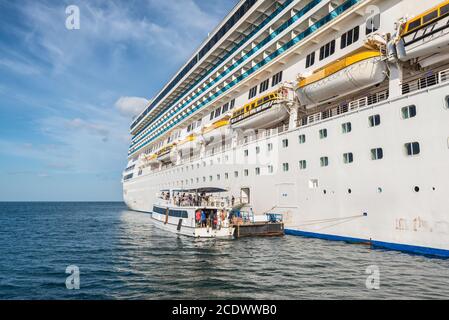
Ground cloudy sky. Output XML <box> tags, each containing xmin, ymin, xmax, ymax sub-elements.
<box><xmin>0</xmin><ymin>0</ymin><xmax>237</xmax><ymax>201</ymax></box>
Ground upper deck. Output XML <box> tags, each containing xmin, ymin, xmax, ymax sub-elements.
<box><xmin>128</xmin><ymin>0</ymin><xmax>368</xmax><ymax>157</ymax></box>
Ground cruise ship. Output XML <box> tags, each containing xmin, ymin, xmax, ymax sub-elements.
<box><xmin>123</xmin><ymin>0</ymin><xmax>449</xmax><ymax>256</ymax></box>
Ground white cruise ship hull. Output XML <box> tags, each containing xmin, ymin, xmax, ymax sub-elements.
<box><xmin>125</xmin><ymin>82</ymin><xmax>449</xmax><ymax>257</ymax></box>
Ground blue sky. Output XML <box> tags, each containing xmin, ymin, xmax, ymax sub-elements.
<box><xmin>0</xmin><ymin>0</ymin><xmax>237</xmax><ymax>201</ymax></box>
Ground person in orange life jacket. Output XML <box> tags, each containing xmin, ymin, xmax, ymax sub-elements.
<box><xmin>195</xmin><ymin>209</ymin><xmax>201</xmax><ymax>227</ymax></box>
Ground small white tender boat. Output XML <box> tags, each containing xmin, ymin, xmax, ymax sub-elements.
<box><xmin>150</xmin><ymin>188</ymin><xmax>235</xmax><ymax>238</ymax></box>
<box><xmin>296</xmin><ymin>50</ymin><xmax>387</xmax><ymax>107</ymax></box>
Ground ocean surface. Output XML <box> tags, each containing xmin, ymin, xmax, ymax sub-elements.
<box><xmin>0</xmin><ymin>202</ymin><xmax>448</xmax><ymax>300</ymax></box>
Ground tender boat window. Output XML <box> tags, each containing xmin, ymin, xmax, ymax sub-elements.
<box><xmin>441</xmin><ymin>4</ymin><xmax>449</xmax><ymax>16</ymax></box>
<box><xmin>407</xmin><ymin>19</ymin><xmax>422</xmax><ymax>32</ymax></box>
<box><xmin>423</xmin><ymin>10</ymin><xmax>438</xmax><ymax>24</ymax></box>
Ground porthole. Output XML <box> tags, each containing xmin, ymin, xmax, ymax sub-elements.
<box><xmin>414</xmin><ymin>186</ymin><xmax>420</xmax><ymax>193</ymax></box>
<box><xmin>377</xmin><ymin>187</ymin><xmax>383</xmax><ymax>193</ymax></box>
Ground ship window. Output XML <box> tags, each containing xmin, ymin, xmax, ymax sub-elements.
<box><xmin>407</xmin><ymin>19</ymin><xmax>421</xmax><ymax>32</ymax></box>
<box><xmin>272</xmin><ymin>71</ymin><xmax>283</xmax><ymax>86</ymax></box>
<box><xmin>282</xmin><ymin>139</ymin><xmax>289</xmax><ymax>148</ymax></box>
<box><xmin>306</xmin><ymin>52</ymin><xmax>315</xmax><ymax>68</ymax></box>
<box><xmin>299</xmin><ymin>160</ymin><xmax>307</xmax><ymax>170</ymax></box>
<box><xmin>267</xmin><ymin>143</ymin><xmax>273</xmax><ymax>151</ymax></box>
<box><xmin>255</xmin><ymin>167</ymin><xmax>260</xmax><ymax>175</ymax></box>
<box><xmin>441</xmin><ymin>4</ymin><xmax>449</xmax><ymax>16</ymax></box>
<box><xmin>366</xmin><ymin>13</ymin><xmax>380</xmax><ymax>34</ymax></box>
<box><xmin>259</xmin><ymin>79</ymin><xmax>269</xmax><ymax>93</ymax></box>
<box><xmin>268</xmin><ymin>165</ymin><xmax>274</xmax><ymax>173</ymax></box>
<box><xmin>215</xmin><ymin>108</ymin><xmax>221</xmax><ymax>118</ymax></box>
<box><xmin>209</xmin><ymin>175</ymin><xmax>213</xmax><ymax>181</ymax></box>
<box><xmin>342</xmin><ymin>122</ymin><xmax>352</xmax><ymax>133</ymax></box>
<box><xmin>230</xmin><ymin>99</ymin><xmax>235</xmax><ymax>109</ymax></box>
<box><xmin>298</xmin><ymin>134</ymin><xmax>306</xmax><ymax>144</ymax></box>
<box><xmin>256</xmin><ymin>146</ymin><xmax>260</xmax><ymax>154</ymax></box>
<box><xmin>249</xmin><ymin>86</ymin><xmax>257</xmax><ymax>99</ymax></box>
<box><xmin>203</xmin><ymin>176</ymin><xmax>206</xmax><ymax>182</ymax></box>
<box><xmin>319</xmin><ymin>128</ymin><xmax>328</xmax><ymax>139</ymax></box>
<box><xmin>244</xmin><ymin>149</ymin><xmax>248</xmax><ymax>157</ymax></box>
<box><xmin>423</xmin><ymin>10</ymin><xmax>438</xmax><ymax>24</ymax></box>
<box><xmin>320</xmin><ymin>157</ymin><xmax>329</xmax><ymax>167</ymax></box>
<box><xmin>401</xmin><ymin>105</ymin><xmax>417</xmax><ymax>119</ymax></box>
<box><xmin>234</xmin><ymin>171</ymin><xmax>239</xmax><ymax>178</ymax></box>
<box><xmin>343</xmin><ymin>152</ymin><xmax>354</xmax><ymax>164</ymax></box>
<box><xmin>319</xmin><ymin>40</ymin><xmax>335</xmax><ymax>61</ymax></box>
<box><xmin>217</xmin><ymin>174</ymin><xmax>220</xmax><ymax>181</ymax></box>
<box><xmin>371</xmin><ymin>148</ymin><xmax>383</xmax><ymax>160</ymax></box>
<box><xmin>225</xmin><ymin>173</ymin><xmax>229</xmax><ymax>180</ymax></box>
<box><xmin>369</xmin><ymin>114</ymin><xmax>381</xmax><ymax>127</ymax></box>
<box><xmin>222</xmin><ymin>102</ymin><xmax>229</xmax><ymax>113</ymax></box>
<box><xmin>341</xmin><ymin>26</ymin><xmax>360</xmax><ymax>49</ymax></box>
<box><xmin>244</xmin><ymin>169</ymin><xmax>249</xmax><ymax>176</ymax></box>
<box><xmin>282</xmin><ymin>163</ymin><xmax>289</xmax><ymax>172</ymax></box>
<box><xmin>405</xmin><ymin>142</ymin><xmax>420</xmax><ymax>156</ymax></box>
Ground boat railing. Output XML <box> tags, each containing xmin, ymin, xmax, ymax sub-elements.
<box><xmin>297</xmin><ymin>89</ymin><xmax>389</xmax><ymax>127</ymax></box>
<box><xmin>400</xmin><ymin>68</ymin><xmax>449</xmax><ymax>95</ymax></box>
<box><xmin>236</xmin><ymin>124</ymin><xmax>289</xmax><ymax>146</ymax></box>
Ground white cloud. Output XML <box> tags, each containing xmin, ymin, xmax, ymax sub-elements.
<box><xmin>115</xmin><ymin>96</ymin><xmax>149</xmax><ymax>117</ymax></box>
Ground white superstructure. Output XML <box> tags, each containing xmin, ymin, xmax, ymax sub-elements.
<box><xmin>123</xmin><ymin>0</ymin><xmax>449</xmax><ymax>257</ymax></box>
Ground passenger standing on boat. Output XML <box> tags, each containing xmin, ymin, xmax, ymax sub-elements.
<box><xmin>201</xmin><ymin>210</ymin><xmax>206</xmax><ymax>227</ymax></box>
<box><xmin>213</xmin><ymin>212</ymin><xmax>218</xmax><ymax>229</ymax></box>
<box><xmin>231</xmin><ymin>196</ymin><xmax>235</xmax><ymax>206</ymax></box>
<box><xmin>220</xmin><ymin>209</ymin><xmax>226</xmax><ymax>228</ymax></box>
<box><xmin>195</xmin><ymin>209</ymin><xmax>201</xmax><ymax>227</ymax></box>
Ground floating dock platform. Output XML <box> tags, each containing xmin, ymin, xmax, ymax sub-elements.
<box><xmin>233</xmin><ymin>222</ymin><xmax>284</xmax><ymax>238</ymax></box>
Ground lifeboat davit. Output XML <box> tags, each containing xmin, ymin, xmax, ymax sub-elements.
<box><xmin>230</xmin><ymin>89</ymin><xmax>289</xmax><ymax>130</ymax></box>
<box><xmin>201</xmin><ymin>117</ymin><xmax>230</xmax><ymax>145</ymax></box>
<box><xmin>296</xmin><ymin>50</ymin><xmax>387</xmax><ymax>107</ymax></box>
<box><xmin>395</xmin><ymin>1</ymin><xmax>449</xmax><ymax>63</ymax></box>
<box><xmin>144</xmin><ymin>153</ymin><xmax>159</xmax><ymax>165</ymax></box>
<box><xmin>156</xmin><ymin>143</ymin><xmax>177</xmax><ymax>163</ymax></box>
<box><xmin>176</xmin><ymin>134</ymin><xmax>200</xmax><ymax>154</ymax></box>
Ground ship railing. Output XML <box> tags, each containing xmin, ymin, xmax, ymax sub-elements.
<box><xmin>236</xmin><ymin>124</ymin><xmax>289</xmax><ymax>146</ymax></box>
<box><xmin>297</xmin><ymin>89</ymin><xmax>389</xmax><ymax>127</ymax></box>
<box><xmin>400</xmin><ymin>68</ymin><xmax>449</xmax><ymax>95</ymax></box>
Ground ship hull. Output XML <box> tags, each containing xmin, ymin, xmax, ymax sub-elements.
<box><xmin>124</xmin><ymin>82</ymin><xmax>449</xmax><ymax>257</ymax></box>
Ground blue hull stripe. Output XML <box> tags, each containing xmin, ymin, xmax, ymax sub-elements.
<box><xmin>285</xmin><ymin>229</ymin><xmax>449</xmax><ymax>258</ymax></box>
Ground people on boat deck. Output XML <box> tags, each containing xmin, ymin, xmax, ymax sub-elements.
<box><xmin>195</xmin><ymin>209</ymin><xmax>201</xmax><ymax>227</ymax></box>
<box><xmin>201</xmin><ymin>210</ymin><xmax>206</xmax><ymax>227</ymax></box>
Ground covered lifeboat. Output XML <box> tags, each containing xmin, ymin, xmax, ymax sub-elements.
<box><xmin>230</xmin><ymin>89</ymin><xmax>289</xmax><ymax>130</ymax></box>
<box><xmin>296</xmin><ymin>49</ymin><xmax>387</xmax><ymax>107</ymax></box>
<box><xmin>156</xmin><ymin>143</ymin><xmax>177</xmax><ymax>163</ymax></box>
<box><xmin>201</xmin><ymin>116</ymin><xmax>230</xmax><ymax>145</ymax></box>
<box><xmin>394</xmin><ymin>0</ymin><xmax>449</xmax><ymax>64</ymax></box>
<box><xmin>176</xmin><ymin>134</ymin><xmax>200</xmax><ymax>154</ymax></box>
<box><xmin>143</xmin><ymin>153</ymin><xmax>159</xmax><ymax>165</ymax></box>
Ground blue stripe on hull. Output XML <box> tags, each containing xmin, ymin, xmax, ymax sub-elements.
<box><xmin>285</xmin><ymin>229</ymin><xmax>449</xmax><ymax>258</ymax></box>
